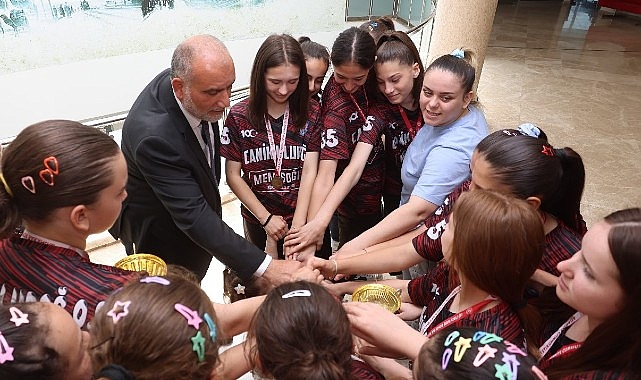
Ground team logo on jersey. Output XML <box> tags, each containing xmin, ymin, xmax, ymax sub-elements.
<box><xmin>240</xmin><ymin>129</ymin><xmax>257</xmax><ymax>138</ymax></box>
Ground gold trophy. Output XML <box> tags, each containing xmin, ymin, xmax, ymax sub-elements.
<box><xmin>351</xmin><ymin>283</ymin><xmax>402</xmax><ymax>313</ymax></box>
<box><xmin>114</xmin><ymin>253</ymin><xmax>168</xmax><ymax>276</ymax></box>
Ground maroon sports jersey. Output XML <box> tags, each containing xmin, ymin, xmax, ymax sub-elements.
<box><xmin>221</xmin><ymin>99</ymin><xmax>317</xmax><ymax>224</ymax></box>
<box><xmin>368</xmin><ymin>100</ymin><xmax>421</xmax><ymax>197</ymax></box>
<box><xmin>407</xmin><ymin>261</ymin><xmax>526</xmax><ymax>349</ymax></box>
<box><xmin>0</xmin><ymin>235</ymin><xmax>138</xmax><ymax>328</ymax></box>
<box><xmin>319</xmin><ymin>76</ymin><xmax>384</xmax><ymax>217</ymax></box>
<box><xmin>412</xmin><ymin>180</ymin><xmax>582</xmax><ymax>276</ymax></box>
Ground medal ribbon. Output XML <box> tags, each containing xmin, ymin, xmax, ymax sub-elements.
<box><xmin>421</xmin><ymin>285</ymin><xmax>497</xmax><ymax>338</ymax></box>
<box><xmin>348</xmin><ymin>91</ymin><xmax>369</xmax><ymax>123</ymax></box>
<box><xmin>538</xmin><ymin>311</ymin><xmax>583</xmax><ymax>357</ymax></box>
<box><xmin>398</xmin><ymin>105</ymin><xmax>423</xmax><ymax>140</ymax></box>
<box><xmin>547</xmin><ymin>342</ymin><xmax>582</xmax><ymax>361</ymax></box>
<box><xmin>264</xmin><ymin>103</ymin><xmax>289</xmax><ymax>185</ymax></box>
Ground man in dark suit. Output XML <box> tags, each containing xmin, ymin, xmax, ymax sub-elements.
<box><xmin>110</xmin><ymin>35</ymin><xmax>303</xmax><ymax>283</ymax></box>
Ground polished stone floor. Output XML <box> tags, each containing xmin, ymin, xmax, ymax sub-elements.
<box><xmin>479</xmin><ymin>0</ymin><xmax>641</xmax><ymax>227</ymax></box>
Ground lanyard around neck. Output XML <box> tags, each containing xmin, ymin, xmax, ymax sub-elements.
<box><xmin>398</xmin><ymin>105</ymin><xmax>423</xmax><ymax>140</ymax></box>
<box><xmin>264</xmin><ymin>104</ymin><xmax>289</xmax><ymax>189</ymax></box>
<box><xmin>421</xmin><ymin>285</ymin><xmax>497</xmax><ymax>337</ymax></box>
<box><xmin>348</xmin><ymin>90</ymin><xmax>368</xmax><ymax>123</ymax></box>
<box><xmin>539</xmin><ymin>311</ymin><xmax>583</xmax><ymax>357</ymax></box>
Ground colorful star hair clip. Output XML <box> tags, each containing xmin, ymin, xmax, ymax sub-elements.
<box><xmin>107</xmin><ymin>300</ymin><xmax>131</xmax><ymax>324</ymax></box>
<box><xmin>191</xmin><ymin>331</ymin><xmax>206</xmax><ymax>362</ymax></box>
<box><xmin>175</xmin><ymin>303</ymin><xmax>202</xmax><ymax>329</ymax></box>
<box><xmin>0</xmin><ymin>332</ymin><xmax>14</xmax><ymax>364</ymax></box>
<box><xmin>203</xmin><ymin>313</ymin><xmax>217</xmax><ymax>341</ymax></box>
<box><xmin>9</xmin><ymin>307</ymin><xmax>29</xmax><ymax>327</ymax></box>
<box><xmin>234</xmin><ymin>283</ymin><xmax>245</xmax><ymax>295</ymax></box>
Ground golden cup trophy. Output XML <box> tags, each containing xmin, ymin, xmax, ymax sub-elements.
<box><xmin>351</xmin><ymin>283</ymin><xmax>402</xmax><ymax>313</ymax></box>
<box><xmin>114</xmin><ymin>253</ymin><xmax>168</xmax><ymax>276</ymax></box>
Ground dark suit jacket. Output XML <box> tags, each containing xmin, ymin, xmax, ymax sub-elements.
<box><xmin>110</xmin><ymin>68</ymin><xmax>266</xmax><ymax>280</ymax></box>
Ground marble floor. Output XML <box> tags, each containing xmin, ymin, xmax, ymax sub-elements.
<box><xmin>479</xmin><ymin>0</ymin><xmax>641</xmax><ymax>227</ymax></box>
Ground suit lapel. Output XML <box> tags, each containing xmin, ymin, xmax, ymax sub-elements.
<box><xmin>159</xmin><ymin>74</ymin><xmax>222</xmax><ymax>207</ymax></box>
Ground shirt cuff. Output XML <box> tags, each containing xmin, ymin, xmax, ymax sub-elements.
<box><xmin>253</xmin><ymin>255</ymin><xmax>272</xmax><ymax>277</ymax></box>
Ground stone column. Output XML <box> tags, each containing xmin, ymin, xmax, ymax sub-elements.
<box><xmin>426</xmin><ymin>0</ymin><xmax>499</xmax><ymax>93</ymax></box>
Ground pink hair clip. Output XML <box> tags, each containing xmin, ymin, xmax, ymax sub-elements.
<box><xmin>473</xmin><ymin>344</ymin><xmax>498</xmax><ymax>367</ymax></box>
<box><xmin>140</xmin><ymin>276</ymin><xmax>170</xmax><ymax>285</ymax></box>
<box><xmin>9</xmin><ymin>307</ymin><xmax>29</xmax><ymax>327</ymax></box>
<box><xmin>175</xmin><ymin>303</ymin><xmax>202</xmax><ymax>329</ymax></box>
<box><xmin>107</xmin><ymin>300</ymin><xmax>131</xmax><ymax>324</ymax></box>
<box><xmin>0</xmin><ymin>332</ymin><xmax>14</xmax><ymax>364</ymax></box>
<box><xmin>21</xmin><ymin>176</ymin><xmax>36</xmax><ymax>194</ymax></box>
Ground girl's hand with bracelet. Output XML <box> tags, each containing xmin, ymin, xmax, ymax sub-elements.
<box><xmin>261</xmin><ymin>213</ymin><xmax>289</xmax><ymax>241</ymax></box>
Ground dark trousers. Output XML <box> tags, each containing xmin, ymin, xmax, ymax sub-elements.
<box><xmin>338</xmin><ymin>211</ymin><xmax>382</xmax><ymax>248</ymax></box>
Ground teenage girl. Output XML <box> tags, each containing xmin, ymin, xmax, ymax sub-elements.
<box><xmin>286</xmin><ymin>31</ymin><xmax>425</xmax><ymax>260</ymax></box>
<box><xmin>249</xmin><ymin>281</ymin><xmax>383</xmax><ymax>380</ymax></box>
<box><xmin>0</xmin><ymin>120</ymin><xmax>138</xmax><ymax>328</ymax></box>
<box><xmin>414</xmin><ymin>327</ymin><xmax>547</xmax><ymax>380</ymax></box>
<box><xmin>338</xmin><ymin>49</ymin><xmax>489</xmax><ymax>259</ymax></box>
<box><xmin>538</xmin><ymin>208</ymin><xmax>641</xmax><ymax>378</ymax></box>
<box><xmin>280</xmin><ymin>36</ymin><xmax>332</xmax><ymax>260</ymax></box>
<box><xmin>315</xmin><ymin>127</ymin><xmax>586</xmax><ymax>290</ymax></box>
<box><xmin>89</xmin><ymin>274</ymin><xmax>219</xmax><ymax>380</ymax></box>
<box><xmin>0</xmin><ymin>302</ymin><xmax>93</xmax><ymax>380</ymax></box>
<box><xmin>283</xmin><ymin>27</ymin><xmax>382</xmax><ymax>258</ymax></box>
<box><xmin>343</xmin><ymin>190</ymin><xmax>544</xmax><ymax>378</ymax></box>
<box><xmin>221</xmin><ymin>34</ymin><xmax>310</xmax><ymax>259</ymax></box>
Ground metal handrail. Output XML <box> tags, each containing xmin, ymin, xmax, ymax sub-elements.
<box><xmin>81</xmin><ymin>85</ymin><xmax>251</xmax><ymax>135</ymax></box>
<box><xmin>407</xmin><ymin>3</ymin><xmax>436</xmax><ymax>35</ymax></box>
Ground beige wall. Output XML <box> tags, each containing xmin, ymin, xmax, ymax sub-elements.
<box><xmin>427</xmin><ymin>0</ymin><xmax>499</xmax><ymax>94</ymax></box>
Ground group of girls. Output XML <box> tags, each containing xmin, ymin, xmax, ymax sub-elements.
<box><xmin>0</xmin><ymin>119</ymin><xmax>320</xmax><ymax>380</ymax></box>
<box><xmin>2</xmin><ymin>25</ymin><xmax>640</xmax><ymax>380</ymax></box>
<box><xmin>304</xmin><ymin>122</ymin><xmax>641</xmax><ymax>378</ymax></box>
<box><xmin>219</xmin><ymin>20</ymin><xmax>489</xmax><ymax>279</ymax></box>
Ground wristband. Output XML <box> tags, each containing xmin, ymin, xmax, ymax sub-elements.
<box><xmin>261</xmin><ymin>214</ymin><xmax>274</xmax><ymax>228</ymax></box>
<box><xmin>331</xmin><ymin>259</ymin><xmax>338</xmax><ymax>277</ymax></box>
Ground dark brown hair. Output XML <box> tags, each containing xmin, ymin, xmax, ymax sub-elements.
<box><xmin>331</xmin><ymin>26</ymin><xmax>376</xmax><ymax>70</ymax></box>
<box><xmin>375</xmin><ymin>30</ymin><xmax>425</xmax><ymax>108</ymax></box>
<box><xmin>249</xmin><ymin>281</ymin><xmax>353</xmax><ymax>380</ymax></box>
<box><xmin>298</xmin><ymin>36</ymin><xmax>330</xmax><ymax>67</ymax></box>
<box><xmin>248</xmin><ymin>34</ymin><xmax>309</xmax><ymax>131</ymax></box>
<box><xmin>359</xmin><ymin>16</ymin><xmax>396</xmax><ymax>44</ymax></box>
<box><xmin>90</xmin><ymin>275</ymin><xmax>219</xmax><ymax>380</ymax></box>
<box><xmin>426</xmin><ymin>49</ymin><xmax>477</xmax><ymax>95</ymax></box>
<box><xmin>475</xmin><ymin>128</ymin><xmax>586</xmax><ymax>234</ymax></box>
<box><xmin>0</xmin><ymin>303</ymin><xmax>64</xmax><ymax>380</ymax></box>
<box><xmin>546</xmin><ymin>208</ymin><xmax>641</xmax><ymax>378</ymax></box>
<box><xmin>0</xmin><ymin>120</ymin><xmax>120</xmax><ymax>238</ymax></box>
<box><xmin>415</xmin><ymin>327</ymin><xmax>542</xmax><ymax>379</ymax></box>
<box><xmin>450</xmin><ymin>190</ymin><xmax>544</xmax><ymax>355</ymax></box>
